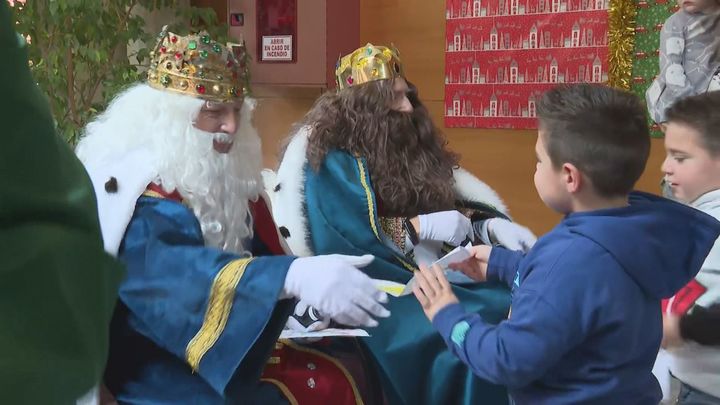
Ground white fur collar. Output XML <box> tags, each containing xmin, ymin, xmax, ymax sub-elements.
<box><xmin>255</xmin><ymin>190</ymin><xmax>294</xmax><ymax>255</ymax></box>
<box><xmin>263</xmin><ymin>127</ymin><xmax>314</xmax><ymax>256</ymax></box>
<box><xmin>453</xmin><ymin>167</ymin><xmax>508</xmax><ymax>216</ymax></box>
<box><xmin>82</xmin><ymin>148</ymin><xmax>158</xmax><ymax>256</ymax></box>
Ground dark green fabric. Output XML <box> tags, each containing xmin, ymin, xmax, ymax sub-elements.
<box><xmin>0</xmin><ymin>3</ymin><xmax>123</xmax><ymax>403</ymax></box>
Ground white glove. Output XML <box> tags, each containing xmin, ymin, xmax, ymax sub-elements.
<box><xmin>478</xmin><ymin>218</ymin><xmax>537</xmax><ymax>252</ymax></box>
<box><xmin>285</xmin><ymin>300</ymin><xmax>331</xmax><ymax>332</ymax></box>
<box><xmin>283</xmin><ymin>254</ymin><xmax>390</xmax><ymax>327</ymax></box>
<box><xmin>418</xmin><ymin>210</ymin><xmax>473</xmax><ymax>246</ymax></box>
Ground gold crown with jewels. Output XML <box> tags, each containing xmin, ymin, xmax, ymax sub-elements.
<box><xmin>146</xmin><ymin>26</ymin><xmax>250</xmax><ymax>102</ymax></box>
<box><xmin>335</xmin><ymin>43</ymin><xmax>404</xmax><ymax>90</ymax></box>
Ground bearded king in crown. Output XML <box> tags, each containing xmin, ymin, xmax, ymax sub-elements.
<box><xmin>264</xmin><ymin>44</ymin><xmax>538</xmax><ymax>404</ymax></box>
<box><xmin>75</xmin><ymin>28</ymin><xmax>392</xmax><ymax>404</ymax></box>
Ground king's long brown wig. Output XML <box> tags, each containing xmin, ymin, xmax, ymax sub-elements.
<box><xmin>298</xmin><ymin>79</ymin><xmax>459</xmax><ymax>217</ymax></box>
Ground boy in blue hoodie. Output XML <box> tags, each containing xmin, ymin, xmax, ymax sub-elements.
<box><xmin>412</xmin><ymin>84</ymin><xmax>720</xmax><ymax>404</ymax></box>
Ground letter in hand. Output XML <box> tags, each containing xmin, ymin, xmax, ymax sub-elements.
<box><xmin>412</xmin><ymin>264</ymin><xmax>460</xmax><ymax>322</ymax></box>
<box><xmin>447</xmin><ymin>245</ymin><xmax>492</xmax><ymax>282</ymax></box>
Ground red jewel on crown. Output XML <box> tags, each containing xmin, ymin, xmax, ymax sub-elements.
<box><xmin>175</xmin><ymin>52</ymin><xmax>183</xmax><ymax>60</ymax></box>
<box><xmin>171</xmin><ymin>36</ymin><xmax>178</xmax><ymax>43</ymax></box>
<box><xmin>160</xmin><ymin>46</ymin><xmax>167</xmax><ymax>54</ymax></box>
<box><xmin>196</xmin><ymin>84</ymin><xmax>206</xmax><ymax>94</ymax></box>
<box><xmin>347</xmin><ymin>76</ymin><xmax>354</xmax><ymax>85</ymax></box>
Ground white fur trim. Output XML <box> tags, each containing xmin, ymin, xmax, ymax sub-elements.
<box><xmin>260</xmin><ymin>169</ymin><xmax>278</xmax><ymax>207</ymax></box>
<box><xmin>453</xmin><ymin>167</ymin><xmax>508</xmax><ymax>216</ymax></box>
<box><xmin>265</xmin><ymin>127</ymin><xmax>314</xmax><ymax>256</ymax></box>
<box><xmin>82</xmin><ymin>148</ymin><xmax>158</xmax><ymax>256</ymax></box>
<box><xmin>256</xmin><ymin>190</ymin><xmax>293</xmax><ymax>255</ymax></box>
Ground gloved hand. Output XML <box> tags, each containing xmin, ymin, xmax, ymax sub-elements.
<box><xmin>283</xmin><ymin>254</ymin><xmax>390</xmax><ymax>327</ymax></box>
<box><xmin>285</xmin><ymin>300</ymin><xmax>330</xmax><ymax>332</ymax></box>
<box><xmin>477</xmin><ymin>218</ymin><xmax>537</xmax><ymax>252</ymax></box>
<box><xmin>417</xmin><ymin>210</ymin><xmax>473</xmax><ymax>246</ymax></box>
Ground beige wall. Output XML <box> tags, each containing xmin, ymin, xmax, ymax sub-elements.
<box><xmin>254</xmin><ymin>85</ymin><xmax>324</xmax><ymax>165</ymax></box>
<box><xmin>227</xmin><ymin>0</ymin><xmax>328</xmax><ymax>86</ymax></box>
<box><xmin>254</xmin><ymin>0</ymin><xmax>667</xmax><ymax>235</ymax></box>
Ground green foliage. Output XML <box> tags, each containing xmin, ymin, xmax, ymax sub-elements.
<box><xmin>10</xmin><ymin>0</ymin><xmax>227</xmax><ymax>145</ymax></box>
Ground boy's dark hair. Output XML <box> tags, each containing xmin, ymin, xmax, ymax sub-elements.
<box><xmin>666</xmin><ymin>91</ymin><xmax>720</xmax><ymax>156</ymax></box>
<box><xmin>537</xmin><ymin>84</ymin><xmax>650</xmax><ymax>198</ymax></box>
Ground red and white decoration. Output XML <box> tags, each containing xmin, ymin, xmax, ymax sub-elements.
<box><xmin>445</xmin><ymin>0</ymin><xmax>610</xmax><ymax>129</ymax></box>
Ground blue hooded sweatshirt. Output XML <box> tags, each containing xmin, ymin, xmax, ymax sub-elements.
<box><xmin>432</xmin><ymin>192</ymin><xmax>720</xmax><ymax>404</ymax></box>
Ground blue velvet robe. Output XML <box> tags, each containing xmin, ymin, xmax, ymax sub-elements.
<box><xmin>105</xmin><ymin>195</ymin><xmax>296</xmax><ymax>404</ymax></box>
<box><xmin>304</xmin><ymin>150</ymin><xmax>512</xmax><ymax>405</ymax></box>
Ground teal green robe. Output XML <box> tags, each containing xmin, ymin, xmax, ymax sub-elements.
<box><xmin>304</xmin><ymin>150</ymin><xmax>511</xmax><ymax>405</ymax></box>
<box><xmin>0</xmin><ymin>3</ymin><xmax>123</xmax><ymax>402</ymax></box>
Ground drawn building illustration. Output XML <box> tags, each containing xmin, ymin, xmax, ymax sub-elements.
<box><xmin>445</xmin><ymin>0</ymin><xmax>609</xmax><ymax>129</ymax></box>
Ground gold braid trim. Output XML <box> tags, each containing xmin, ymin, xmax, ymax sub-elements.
<box><xmin>355</xmin><ymin>158</ymin><xmax>417</xmax><ymax>273</ymax></box>
<box><xmin>141</xmin><ymin>190</ymin><xmax>166</xmax><ymax>199</ymax></box>
<box><xmin>398</xmin><ymin>257</ymin><xmax>418</xmax><ymax>272</ymax></box>
<box><xmin>355</xmin><ymin>158</ymin><xmax>380</xmax><ymax>239</ymax></box>
<box><xmin>607</xmin><ymin>0</ymin><xmax>637</xmax><ymax>90</ymax></box>
<box><xmin>141</xmin><ymin>190</ymin><xmax>191</xmax><ymax>207</ymax></box>
<box><xmin>186</xmin><ymin>258</ymin><xmax>254</xmax><ymax>372</ymax></box>
<box><xmin>260</xmin><ymin>378</ymin><xmax>300</xmax><ymax>405</ymax></box>
<box><xmin>281</xmin><ymin>340</ymin><xmax>365</xmax><ymax>405</ymax></box>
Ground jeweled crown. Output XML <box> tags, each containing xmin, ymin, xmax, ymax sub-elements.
<box><xmin>147</xmin><ymin>26</ymin><xmax>249</xmax><ymax>102</ymax></box>
<box><xmin>335</xmin><ymin>43</ymin><xmax>404</xmax><ymax>90</ymax></box>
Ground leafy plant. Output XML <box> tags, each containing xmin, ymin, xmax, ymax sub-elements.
<box><xmin>9</xmin><ymin>0</ymin><xmax>227</xmax><ymax>144</ymax></box>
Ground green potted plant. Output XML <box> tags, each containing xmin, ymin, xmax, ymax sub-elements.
<box><xmin>9</xmin><ymin>0</ymin><xmax>227</xmax><ymax>144</ymax></box>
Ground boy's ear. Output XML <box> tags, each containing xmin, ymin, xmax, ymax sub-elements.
<box><xmin>561</xmin><ymin>162</ymin><xmax>582</xmax><ymax>194</ymax></box>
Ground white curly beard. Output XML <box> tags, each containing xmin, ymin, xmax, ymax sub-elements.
<box><xmin>77</xmin><ymin>84</ymin><xmax>263</xmax><ymax>254</ymax></box>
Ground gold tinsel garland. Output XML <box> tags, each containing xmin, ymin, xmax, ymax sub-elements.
<box><xmin>607</xmin><ymin>0</ymin><xmax>637</xmax><ymax>90</ymax></box>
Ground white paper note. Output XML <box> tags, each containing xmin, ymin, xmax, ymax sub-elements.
<box><xmin>280</xmin><ymin>328</ymin><xmax>370</xmax><ymax>339</ymax></box>
<box><xmin>401</xmin><ymin>244</ymin><xmax>476</xmax><ymax>296</ymax></box>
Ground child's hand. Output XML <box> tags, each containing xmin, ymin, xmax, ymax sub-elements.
<box><xmin>412</xmin><ymin>264</ymin><xmax>459</xmax><ymax>321</ymax></box>
<box><xmin>448</xmin><ymin>245</ymin><xmax>492</xmax><ymax>282</ymax></box>
<box><xmin>661</xmin><ymin>314</ymin><xmax>683</xmax><ymax>349</ymax></box>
